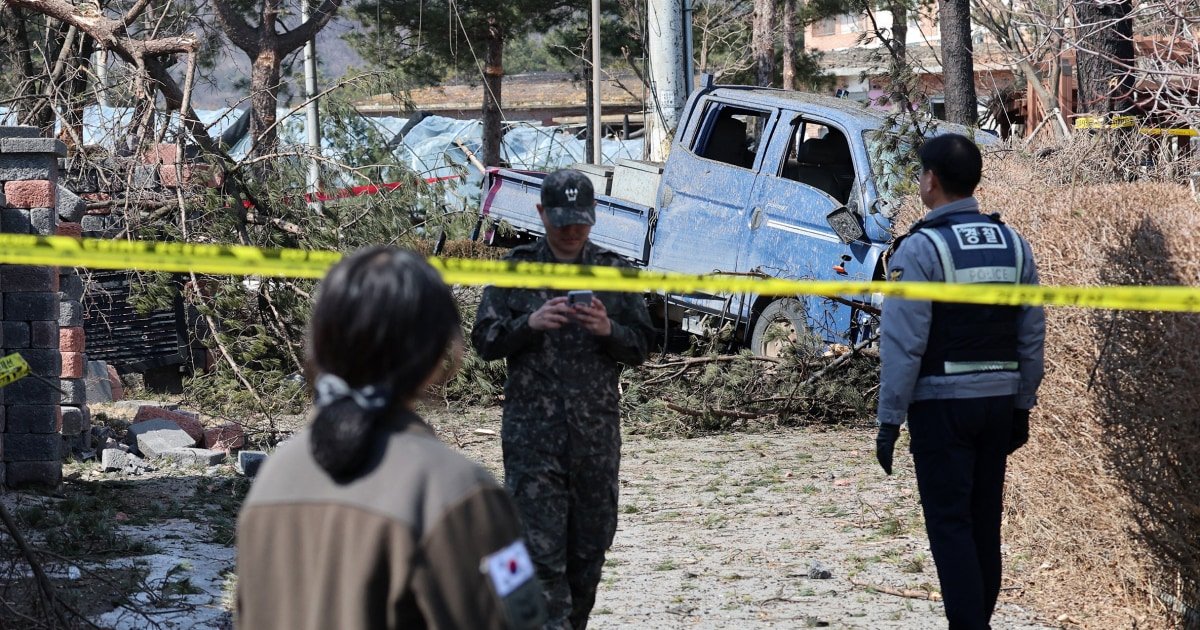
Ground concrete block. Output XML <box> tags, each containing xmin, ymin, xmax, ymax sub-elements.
<box><xmin>19</xmin><ymin>349</ymin><xmax>60</xmax><ymax>376</ymax></box>
<box><xmin>133</xmin><ymin>406</ymin><xmax>203</xmax><ymax>443</ymax></box>
<box><xmin>6</xmin><ymin>405</ymin><xmax>58</xmax><ymax>433</ymax></box>
<box><xmin>30</xmin><ymin>321</ymin><xmax>58</xmax><ymax>348</ymax></box>
<box><xmin>108</xmin><ymin>365</ymin><xmax>124</xmax><ymax>401</ymax></box>
<box><xmin>3</xmin><ymin>322</ymin><xmax>30</xmax><ymax>348</ymax></box>
<box><xmin>30</xmin><ymin>207</ymin><xmax>56</xmax><ymax>235</ymax></box>
<box><xmin>6</xmin><ymin>292</ymin><xmax>58</xmax><ymax>321</ymax></box>
<box><xmin>1</xmin><ymin>266</ymin><xmax>58</xmax><ymax>292</ymax></box>
<box><xmin>60</xmin><ymin>407</ymin><xmax>86</xmax><ymax>434</ymax></box>
<box><xmin>0</xmin><ymin>137</ymin><xmax>67</xmax><ymax>156</ymax></box>
<box><xmin>113</xmin><ymin>399</ymin><xmax>178</xmax><ymax>412</ymax></box>
<box><xmin>159</xmin><ymin>447</ymin><xmax>226</xmax><ymax>467</ymax></box>
<box><xmin>6</xmin><ymin>462</ymin><xmax>62</xmax><ymax>489</ymax></box>
<box><xmin>203</xmin><ymin>423</ymin><xmax>245</xmax><ymax>452</ymax></box>
<box><xmin>0</xmin><ymin>126</ymin><xmax>42</xmax><ymax>138</ymax></box>
<box><xmin>129</xmin><ymin>418</ymin><xmax>196</xmax><ymax>457</ymax></box>
<box><xmin>3</xmin><ymin>180</ymin><xmax>55</xmax><ymax>208</ymax></box>
<box><xmin>2</xmin><ymin>378</ymin><xmax>56</xmax><ymax>405</ymax></box>
<box><xmin>61</xmin><ymin>352</ymin><xmax>85</xmax><ymax>378</ymax></box>
<box><xmin>55</xmin><ymin>184</ymin><xmax>85</xmax><ymax>222</ymax></box>
<box><xmin>3</xmin><ymin>434</ymin><xmax>60</xmax><ymax>462</ymax></box>
<box><xmin>1</xmin><ymin>207</ymin><xmax>31</xmax><ymax>233</ymax></box>
<box><xmin>59</xmin><ymin>326</ymin><xmax>85</xmax><ymax>351</ymax></box>
<box><xmin>80</xmin><ymin>214</ymin><xmax>122</xmax><ymax>236</ymax></box>
<box><xmin>0</xmin><ymin>153</ymin><xmax>57</xmax><ymax>182</ymax></box>
<box><xmin>85</xmin><ymin>360</ymin><xmax>113</xmax><ymax>403</ymax></box>
<box><xmin>59</xmin><ymin>299</ymin><xmax>84</xmax><ymax>327</ymax></box>
<box><xmin>59</xmin><ymin>274</ymin><xmax>85</xmax><ymax>302</ymax></box>
<box><xmin>101</xmin><ymin>448</ymin><xmax>130</xmax><ymax>472</ymax></box>
<box><xmin>131</xmin><ymin>165</ymin><xmax>158</xmax><ymax>190</ymax></box>
<box><xmin>59</xmin><ymin>378</ymin><xmax>85</xmax><ymax>406</ymax></box>
<box><xmin>237</xmin><ymin>451</ymin><xmax>268</xmax><ymax>477</ymax></box>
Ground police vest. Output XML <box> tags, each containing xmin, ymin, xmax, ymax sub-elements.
<box><xmin>911</xmin><ymin>211</ymin><xmax>1023</xmax><ymax>377</ymax></box>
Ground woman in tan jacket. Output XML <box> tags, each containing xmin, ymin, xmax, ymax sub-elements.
<box><xmin>236</xmin><ymin>246</ymin><xmax>545</xmax><ymax>630</ymax></box>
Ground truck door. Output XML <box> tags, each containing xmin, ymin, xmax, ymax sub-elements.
<box><xmin>739</xmin><ymin>114</ymin><xmax>878</xmax><ymax>345</ymax></box>
<box><xmin>653</xmin><ymin>99</ymin><xmax>775</xmax><ymax>315</ymax></box>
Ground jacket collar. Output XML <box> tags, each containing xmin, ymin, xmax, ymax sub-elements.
<box><xmin>922</xmin><ymin>197</ymin><xmax>980</xmax><ymax>223</ymax></box>
<box><xmin>535</xmin><ymin>238</ymin><xmax>599</xmax><ymax>264</ymax></box>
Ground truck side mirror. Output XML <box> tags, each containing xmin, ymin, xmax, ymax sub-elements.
<box><xmin>826</xmin><ymin>206</ymin><xmax>866</xmax><ymax>244</ymax></box>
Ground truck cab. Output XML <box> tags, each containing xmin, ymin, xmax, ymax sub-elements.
<box><xmin>476</xmin><ymin>81</ymin><xmax>935</xmax><ymax>356</ymax></box>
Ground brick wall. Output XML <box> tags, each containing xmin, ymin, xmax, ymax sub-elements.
<box><xmin>0</xmin><ymin>125</ymin><xmax>92</xmax><ymax>488</ymax></box>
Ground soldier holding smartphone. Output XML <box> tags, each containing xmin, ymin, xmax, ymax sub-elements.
<box><xmin>473</xmin><ymin>169</ymin><xmax>656</xmax><ymax>630</ymax></box>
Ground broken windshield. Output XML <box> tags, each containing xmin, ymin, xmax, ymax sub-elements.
<box><xmin>863</xmin><ymin>130</ymin><xmax>919</xmax><ymax>218</ymax></box>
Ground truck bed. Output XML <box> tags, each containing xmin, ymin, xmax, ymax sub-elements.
<box><xmin>479</xmin><ymin>168</ymin><xmax>653</xmax><ymax>264</ymax></box>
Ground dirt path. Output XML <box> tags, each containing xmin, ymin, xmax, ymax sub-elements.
<box><xmin>433</xmin><ymin>407</ymin><xmax>1054</xmax><ymax>629</ymax></box>
<box><xmin>4</xmin><ymin>405</ymin><xmax>1054</xmax><ymax>628</ymax></box>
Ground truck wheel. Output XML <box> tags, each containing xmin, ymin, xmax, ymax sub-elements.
<box><xmin>750</xmin><ymin>298</ymin><xmax>815</xmax><ymax>359</ymax></box>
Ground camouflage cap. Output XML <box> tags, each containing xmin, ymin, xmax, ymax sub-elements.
<box><xmin>540</xmin><ymin>169</ymin><xmax>596</xmax><ymax>227</ymax></box>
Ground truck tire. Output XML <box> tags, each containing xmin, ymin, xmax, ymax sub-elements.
<box><xmin>750</xmin><ymin>298</ymin><xmax>816</xmax><ymax>358</ymax></box>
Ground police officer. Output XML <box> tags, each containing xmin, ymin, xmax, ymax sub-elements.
<box><xmin>473</xmin><ymin>169</ymin><xmax>656</xmax><ymax>630</ymax></box>
<box><xmin>238</xmin><ymin>247</ymin><xmax>545</xmax><ymax>630</ymax></box>
<box><xmin>874</xmin><ymin>134</ymin><xmax>1045</xmax><ymax>630</ymax></box>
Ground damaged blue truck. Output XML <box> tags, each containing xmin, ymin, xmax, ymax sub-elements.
<box><xmin>473</xmin><ymin>79</ymin><xmax>973</xmax><ymax>356</ymax></box>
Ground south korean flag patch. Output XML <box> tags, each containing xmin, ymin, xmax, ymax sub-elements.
<box><xmin>483</xmin><ymin>540</ymin><xmax>546</xmax><ymax>628</ymax></box>
<box><xmin>951</xmin><ymin>223</ymin><xmax>1008</xmax><ymax>250</ymax></box>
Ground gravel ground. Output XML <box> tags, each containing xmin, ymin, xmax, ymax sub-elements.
<box><xmin>431</xmin><ymin>406</ymin><xmax>1057</xmax><ymax>630</ymax></box>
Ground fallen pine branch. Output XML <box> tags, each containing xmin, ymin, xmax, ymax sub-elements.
<box><xmin>664</xmin><ymin>402</ymin><xmax>764</xmax><ymax>420</ymax></box>
<box><xmin>644</xmin><ymin>355</ymin><xmax>783</xmax><ymax>369</ymax></box>
<box><xmin>848</xmin><ymin>576</ymin><xmax>942</xmax><ymax>601</ymax></box>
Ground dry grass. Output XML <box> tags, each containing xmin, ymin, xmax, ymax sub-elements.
<box><xmin>939</xmin><ymin>146</ymin><xmax>1200</xmax><ymax>629</ymax></box>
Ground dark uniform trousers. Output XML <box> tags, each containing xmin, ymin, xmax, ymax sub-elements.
<box><xmin>908</xmin><ymin>395</ymin><xmax>1015</xmax><ymax>630</ymax></box>
<box><xmin>504</xmin><ymin>443</ymin><xmax>619</xmax><ymax>630</ymax></box>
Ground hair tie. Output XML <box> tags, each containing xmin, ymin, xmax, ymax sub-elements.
<box><xmin>314</xmin><ymin>373</ymin><xmax>389</xmax><ymax>411</ymax></box>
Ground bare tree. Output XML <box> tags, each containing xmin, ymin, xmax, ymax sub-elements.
<box><xmin>693</xmin><ymin>0</ymin><xmax>756</xmax><ymax>80</ymax></box>
<box><xmin>214</xmin><ymin>0</ymin><xmax>343</xmax><ymax>158</ymax></box>
<box><xmin>971</xmin><ymin>0</ymin><xmax>1070</xmax><ymax>137</ymax></box>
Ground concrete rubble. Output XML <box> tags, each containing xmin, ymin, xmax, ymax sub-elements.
<box><xmin>87</xmin><ymin>402</ymin><xmax>260</xmax><ymax>475</ymax></box>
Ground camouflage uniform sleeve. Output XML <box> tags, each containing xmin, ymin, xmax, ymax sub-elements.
<box><xmin>599</xmin><ymin>257</ymin><xmax>656</xmax><ymax>366</ymax></box>
<box><xmin>471</xmin><ymin>285</ymin><xmax>542</xmax><ymax>362</ymax></box>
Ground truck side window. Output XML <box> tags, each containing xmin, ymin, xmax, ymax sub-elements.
<box><xmin>694</xmin><ymin>105</ymin><xmax>769</xmax><ymax>170</ymax></box>
<box><xmin>780</xmin><ymin>120</ymin><xmax>856</xmax><ymax>205</ymax></box>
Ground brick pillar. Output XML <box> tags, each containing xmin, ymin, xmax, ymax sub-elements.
<box><xmin>0</xmin><ymin>126</ymin><xmax>69</xmax><ymax>488</ymax></box>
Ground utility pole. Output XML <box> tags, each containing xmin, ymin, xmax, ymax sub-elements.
<box><xmin>682</xmin><ymin>0</ymin><xmax>694</xmax><ymax>99</ymax></box>
<box><xmin>302</xmin><ymin>0</ymin><xmax>324</xmax><ymax>214</ymax></box>
<box><xmin>646</xmin><ymin>0</ymin><xmax>687</xmax><ymax>161</ymax></box>
<box><xmin>591</xmin><ymin>0</ymin><xmax>603</xmax><ymax>164</ymax></box>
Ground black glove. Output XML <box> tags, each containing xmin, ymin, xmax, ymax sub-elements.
<box><xmin>876</xmin><ymin>423</ymin><xmax>901</xmax><ymax>475</ymax></box>
<box><xmin>1009</xmin><ymin>409</ymin><xmax>1030</xmax><ymax>455</ymax></box>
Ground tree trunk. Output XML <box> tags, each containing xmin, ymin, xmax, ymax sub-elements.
<box><xmin>890</xmin><ymin>2</ymin><xmax>906</xmax><ymax>63</ymax></box>
<box><xmin>940</xmin><ymin>0</ymin><xmax>977</xmax><ymax>125</ymax></box>
<box><xmin>250</xmin><ymin>49</ymin><xmax>281</xmax><ymax>158</ymax></box>
<box><xmin>781</xmin><ymin>0</ymin><xmax>796</xmax><ymax>90</ymax></box>
<box><xmin>1072</xmin><ymin>0</ymin><xmax>1134</xmax><ymax>115</ymax></box>
<box><xmin>1</xmin><ymin>7</ymin><xmax>40</xmax><ymax>126</ymax></box>
<box><xmin>482</xmin><ymin>18</ymin><xmax>504</xmax><ymax>167</ymax></box>
<box><xmin>752</xmin><ymin>0</ymin><xmax>775</xmax><ymax>87</ymax></box>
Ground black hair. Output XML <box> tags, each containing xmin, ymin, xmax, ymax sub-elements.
<box><xmin>918</xmin><ymin>133</ymin><xmax>983</xmax><ymax>198</ymax></box>
<box><xmin>307</xmin><ymin>246</ymin><xmax>461</xmax><ymax>480</ymax></box>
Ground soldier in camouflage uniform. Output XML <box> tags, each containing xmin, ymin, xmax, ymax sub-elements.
<box><xmin>473</xmin><ymin>169</ymin><xmax>656</xmax><ymax>630</ymax></box>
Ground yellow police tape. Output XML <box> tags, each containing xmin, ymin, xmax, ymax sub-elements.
<box><xmin>3</xmin><ymin>234</ymin><xmax>1200</xmax><ymax>312</ymax></box>
<box><xmin>0</xmin><ymin>353</ymin><xmax>32</xmax><ymax>389</ymax></box>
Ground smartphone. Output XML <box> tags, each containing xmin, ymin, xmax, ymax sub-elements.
<box><xmin>567</xmin><ymin>290</ymin><xmax>594</xmax><ymax>308</ymax></box>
